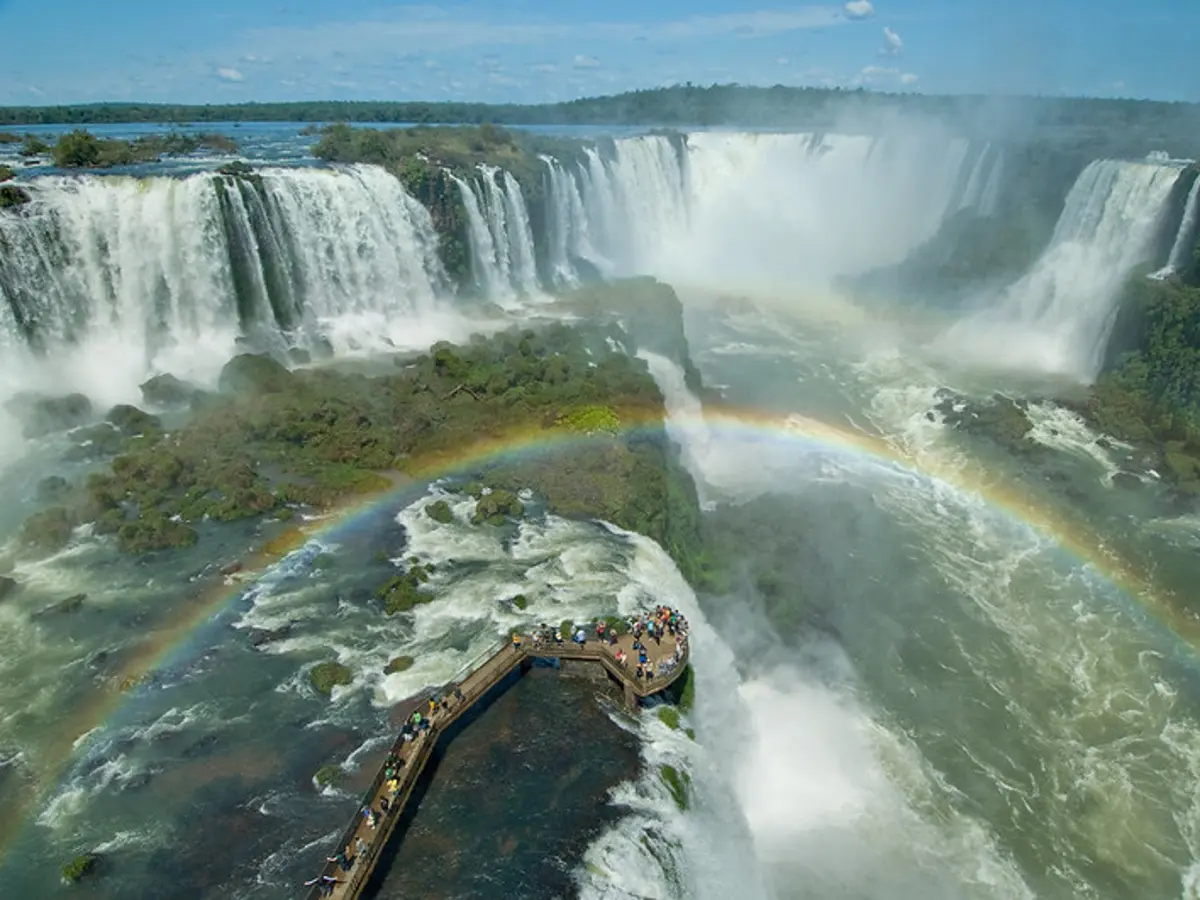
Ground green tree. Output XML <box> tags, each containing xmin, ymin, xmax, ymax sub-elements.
<box><xmin>52</xmin><ymin>129</ymin><xmax>101</xmax><ymax>167</ymax></box>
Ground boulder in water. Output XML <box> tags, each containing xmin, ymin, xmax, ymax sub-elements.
<box><xmin>33</xmin><ymin>593</ymin><xmax>87</xmax><ymax>617</ymax></box>
<box><xmin>1111</xmin><ymin>471</ymin><xmax>1143</xmax><ymax>491</ymax></box>
<box><xmin>139</xmin><ymin>373</ymin><xmax>197</xmax><ymax>408</ymax></box>
<box><xmin>218</xmin><ymin>354</ymin><xmax>295</xmax><ymax>395</ymax></box>
<box><xmin>0</xmin><ymin>183</ymin><xmax>30</xmax><ymax>209</ymax></box>
<box><xmin>5</xmin><ymin>391</ymin><xmax>92</xmax><ymax>438</ymax></box>
<box><xmin>0</xmin><ymin>576</ymin><xmax>18</xmax><ymax>602</ymax></box>
<box><xmin>106</xmin><ymin>404</ymin><xmax>162</xmax><ymax>436</ymax></box>
<box><xmin>36</xmin><ymin>475</ymin><xmax>70</xmax><ymax>503</ymax></box>
<box><xmin>288</xmin><ymin>347</ymin><xmax>312</xmax><ymax>365</ymax></box>
<box><xmin>471</xmin><ymin>488</ymin><xmax>524</xmax><ymax>525</ymax></box>
<box><xmin>18</xmin><ymin>506</ymin><xmax>74</xmax><ymax>556</ymax></box>
<box><xmin>61</xmin><ymin>423</ymin><xmax>125</xmax><ymax>461</ymax></box>
<box><xmin>61</xmin><ymin>853</ymin><xmax>101</xmax><ymax>885</ymax></box>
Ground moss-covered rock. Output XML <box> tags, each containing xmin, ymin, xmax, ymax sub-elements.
<box><xmin>0</xmin><ymin>576</ymin><xmax>18</xmax><ymax>602</ymax></box>
<box><xmin>310</xmin><ymin>661</ymin><xmax>353</xmax><ymax>696</ymax></box>
<box><xmin>62</xmin><ymin>423</ymin><xmax>126</xmax><ymax>461</ymax></box>
<box><xmin>0</xmin><ymin>183</ymin><xmax>30</xmax><ymax>209</ymax></box>
<box><xmin>934</xmin><ymin>390</ymin><xmax>1038</xmax><ymax>456</ymax></box>
<box><xmin>115</xmin><ymin>513</ymin><xmax>198</xmax><ymax>554</ymax></box>
<box><xmin>425</xmin><ymin>499</ymin><xmax>454</xmax><ymax>524</ymax></box>
<box><xmin>19</xmin><ymin>506</ymin><xmax>74</xmax><ymax>555</ymax></box>
<box><xmin>106</xmin><ymin>404</ymin><xmax>162</xmax><ymax>436</ymax></box>
<box><xmin>0</xmin><ymin>165</ymin><xmax>13</xmax><ymax>183</ymax></box>
<box><xmin>375</xmin><ymin>564</ymin><xmax>435</xmax><ymax>615</ymax></box>
<box><xmin>140</xmin><ymin>372</ymin><xmax>198</xmax><ymax>407</ymax></box>
<box><xmin>61</xmin><ymin>853</ymin><xmax>100</xmax><ymax>884</ymax></box>
<box><xmin>217</xmin><ymin>353</ymin><xmax>294</xmax><ymax>395</ymax></box>
<box><xmin>36</xmin><ymin>475</ymin><xmax>70</xmax><ymax>503</ymax></box>
<box><xmin>313</xmin><ymin>764</ymin><xmax>344</xmax><ymax>788</ymax></box>
<box><xmin>657</xmin><ymin>706</ymin><xmax>681</xmax><ymax>730</ymax></box>
<box><xmin>470</xmin><ymin>488</ymin><xmax>524</xmax><ymax>525</ymax></box>
<box><xmin>510</xmin><ymin>594</ymin><xmax>529</xmax><ymax>610</ymax></box>
<box><xmin>384</xmin><ymin>655</ymin><xmax>415</xmax><ymax>674</ymax></box>
<box><xmin>5</xmin><ymin>391</ymin><xmax>92</xmax><ymax>438</ymax></box>
<box><xmin>659</xmin><ymin>764</ymin><xmax>691</xmax><ymax>811</ymax></box>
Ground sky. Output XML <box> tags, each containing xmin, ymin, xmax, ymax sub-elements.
<box><xmin>0</xmin><ymin>0</ymin><xmax>1197</xmax><ymax>106</ymax></box>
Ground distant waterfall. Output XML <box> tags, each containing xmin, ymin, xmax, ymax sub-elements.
<box><xmin>454</xmin><ymin>165</ymin><xmax>540</xmax><ymax>303</ymax></box>
<box><xmin>944</xmin><ymin>159</ymin><xmax>1180</xmax><ymax>378</ymax></box>
<box><xmin>541</xmin><ymin>132</ymin><xmax>996</xmax><ymax>291</ymax></box>
<box><xmin>0</xmin><ymin>165</ymin><xmax>448</xmax><ymax>359</ymax></box>
<box><xmin>1150</xmin><ymin>174</ymin><xmax>1200</xmax><ymax>279</ymax></box>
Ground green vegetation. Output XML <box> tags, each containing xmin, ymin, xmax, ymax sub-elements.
<box><xmin>0</xmin><ymin>183</ymin><xmax>30</xmax><ymax>209</ymax></box>
<box><xmin>313</xmin><ymin>765</ymin><xmax>344</xmax><ymax>788</ymax></box>
<box><xmin>384</xmin><ymin>655</ymin><xmax>416</xmax><ymax>674</ymax></box>
<box><xmin>20</xmin><ymin>134</ymin><xmax>49</xmax><ymax>156</ymax></box>
<box><xmin>1</xmin><ymin>86</ymin><xmax>1198</xmax><ymax>150</ymax></box>
<box><xmin>19</xmin><ymin>507</ymin><xmax>74</xmax><ymax>555</ymax></box>
<box><xmin>0</xmin><ymin>131</ymin><xmax>19</xmax><ymax>143</ymax></box>
<box><xmin>471</xmin><ymin>488</ymin><xmax>524</xmax><ymax>525</ymax></box>
<box><xmin>0</xmin><ymin>165</ymin><xmax>12</xmax><ymax>182</ymax></box>
<box><xmin>425</xmin><ymin>499</ymin><xmax>454</xmax><ymax>523</ymax></box>
<box><xmin>677</xmin><ymin>665</ymin><xmax>695</xmax><ymax>713</ymax></box>
<box><xmin>659</xmin><ymin>764</ymin><xmax>691</xmax><ymax>811</ymax></box>
<box><xmin>48</xmin><ymin>128</ymin><xmax>238</xmax><ymax>169</ymax></box>
<box><xmin>375</xmin><ymin>563</ymin><xmax>436</xmax><ymax>615</ymax></box>
<box><xmin>556</xmin><ymin>405</ymin><xmax>622</xmax><ymax>436</ymax></box>
<box><xmin>657</xmin><ymin>706</ymin><xmax>681</xmax><ymax>730</ymax></box>
<box><xmin>61</xmin><ymin>853</ymin><xmax>100</xmax><ymax>884</ymax></box>
<box><xmin>310</xmin><ymin>661</ymin><xmax>353</xmax><ymax>696</ymax></box>
<box><xmin>511</xmin><ymin>594</ymin><xmax>529</xmax><ymax>610</ymax></box>
<box><xmin>13</xmin><ymin>303</ymin><xmax>707</xmax><ymax>599</ymax></box>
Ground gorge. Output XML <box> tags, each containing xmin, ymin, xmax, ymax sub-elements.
<box><xmin>1</xmin><ymin>110</ymin><xmax>1200</xmax><ymax>899</ymax></box>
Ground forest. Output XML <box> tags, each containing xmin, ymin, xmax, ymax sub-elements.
<box><xmin>0</xmin><ymin>84</ymin><xmax>1198</xmax><ymax>147</ymax></box>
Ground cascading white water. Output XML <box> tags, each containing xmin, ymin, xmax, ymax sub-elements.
<box><xmin>543</xmin><ymin>131</ymin><xmax>991</xmax><ymax>293</ymax></box>
<box><xmin>451</xmin><ymin>172</ymin><xmax>509</xmax><ymax>302</ymax></box>
<box><xmin>1151</xmin><ymin>174</ymin><xmax>1200</xmax><ymax>279</ymax></box>
<box><xmin>540</xmin><ymin>155</ymin><xmax>601</xmax><ymax>287</ymax></box>
<box><xmin>461</xmin><ymin>165</ymin><xmax>541</xmax><ymax>303</ymax></box>
<box><xmin>943</xmin><ymin>159</ymin><xmax>1180</xmax><ymax>378</ymax></box>
<box><xmin>0</xmin><ymin>164</ymin><xmax>455</xmax><ymax>417</ymax></box>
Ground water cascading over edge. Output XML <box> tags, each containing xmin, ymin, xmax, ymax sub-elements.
<box><xmin>0</xmin><ymin>164</ymin><xmax>449</xmax><ymax>365</ymax></box>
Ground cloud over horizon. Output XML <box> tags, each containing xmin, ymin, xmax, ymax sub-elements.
<box><xmin>0</xmin><ymin>0</ymin><xmax>1192</xmax><ymax>105</ymax></box>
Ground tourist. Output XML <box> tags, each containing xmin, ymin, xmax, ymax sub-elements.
<box><xmin>355</xmin><ymin>837</ymin><xmax>368</xmax><ymax>858</ymax></box>
<box><xmin>512</xmin><ymin>632</ymin><xmax>522</xmax><ymax>651</ymax></box>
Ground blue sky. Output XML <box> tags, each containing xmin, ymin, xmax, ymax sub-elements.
<box><xmin>0</xmin><ymin>0</ymin><xmax>1196</xmax><ymax>105</ymax></box>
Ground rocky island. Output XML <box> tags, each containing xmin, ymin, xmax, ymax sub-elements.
<box><xmin>8</xmin><ymin>279</ymin><xmax>707</xmax><ymax>586</ymax></box>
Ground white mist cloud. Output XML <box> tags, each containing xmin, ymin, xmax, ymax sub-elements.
<box><xmin>776</xmin><ymin>56</ymin><xmax>790</xmax><ymax>65</ymax></box>
<box><xmin>843</xmin><ymin>0</ymin><xmax>876</xmax><ymax>20</ymax></box>
<box><xmin>900</xmin><ymin>72</ymin><xmax>919</xmax><ymax>85</ymax></box>
<box><xmin>217</xmin><ymin>67</ymin><xmax>244</xmax><ymax>82</ymax></box>
<box><xmin>880</xmin><ymin>26</ymin><xmax>902</xmax><ymax>55</ymax></box>
<box><xmin>573</xmin><ymin>54</ymin><xmax>600</xmax><ymax>69</ymax></box>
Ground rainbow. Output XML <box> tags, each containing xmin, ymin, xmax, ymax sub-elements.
<box><xmin>0</xmin><ymin>402</ymin><xmax>1185</xmax><ymax>859</ymax></box>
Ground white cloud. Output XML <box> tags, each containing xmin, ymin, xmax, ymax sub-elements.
<box><xmin>573</xmin><ymin>54</ymin><xmax>600</xmax><ymax>69</ymax></box>
<box><xmin>776</xmin><ymin>56</ymin><xmax>789</xmax><ymax>65</ymax></box>
<box><xmin>880</xmin><ymin>26</ymin><xmax>902</xmax><ymax>55</ymax></box>
<box><xmin>236</xmin><ymin>7</ymin><xmax>851</xmax><ymax>62</ymax></box>
<box><xmin>900</xmin><ymin>72</ymin><xmax>919</xmax><ymax>85</ymax></box>
<box><xmin>531</xmin><ymin>63</ymin><xmax>558</xmax><ymax>73</ymax></box>
<box><xmin>843</xmin><ymin>0</ymin><xmax>875</xmax><ymax>20</ymax></box>
<box><xmin>217</xmin><ymin>67</ymin><xmax>244</xmax><ymax>81</ymax></box>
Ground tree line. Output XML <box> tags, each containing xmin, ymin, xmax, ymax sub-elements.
<box><xmin>0</xmin><ymin>84</ymin><xmax>1197</xmax><ymax>143</ymax></box>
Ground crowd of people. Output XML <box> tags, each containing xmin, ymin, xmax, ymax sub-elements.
<box><xmin>523</xmin><ymin>605</ymin><xmax>690</xmax><ymax>683</ymax></box>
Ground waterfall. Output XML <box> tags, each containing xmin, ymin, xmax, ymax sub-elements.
<box><xmin>943</xmin><ymin>159</ymin><xmax>1180</xmax><ymax>378</ymax></box>
<box><xmin>543</xmin><ymin>132</ymin><xmax>986</xmax><ymax>292</ymax></box>
<box><xmin>540</xmin><ymin>155</ymin><xmax>600</xmax><ymax>287</ymax></box>
<box><xmin>0</xmin><ymin>164</ymin><xmax>454</xmax><ymax>408</ymax></box>
<box><xmin>455</xmin><ymin>166</ymin><xmax>541</xmax><ymax>303</ymax></box>
<box><xmin>1150</xmin><ymin>174</ymin><xmax>1200</xmax><ymax>279</ymax></box>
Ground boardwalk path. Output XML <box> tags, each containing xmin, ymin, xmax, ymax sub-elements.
<box><xmin>305</xmin><ymin>629</ymin><xmax>690</xmax><ymax>900</ymax></box>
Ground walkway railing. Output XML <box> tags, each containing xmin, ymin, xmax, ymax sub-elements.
<box><xmin>303</xmin><ymin>630</ymin><xmax>689</xmax><ymax>900</ymax></box>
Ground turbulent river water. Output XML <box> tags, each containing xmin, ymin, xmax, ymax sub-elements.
<box><xmin>1</xmin><ymin>122</ymin><xmax>1200</xmax><ymax>900</ymax></box>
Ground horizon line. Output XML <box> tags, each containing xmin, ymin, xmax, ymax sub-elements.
<box><xmin>1</xmin><ymin>82</ymin><xmax>1197</xmax><ymax>117</ymax></box>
